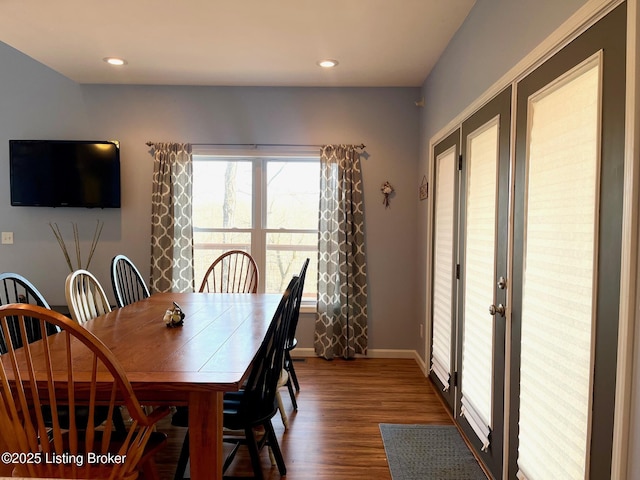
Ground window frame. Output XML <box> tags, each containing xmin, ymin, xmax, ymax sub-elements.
<box><xmin>192</xmin><ymin>146</ymin><xmax>319</xmax><ymax>308</ymax></box>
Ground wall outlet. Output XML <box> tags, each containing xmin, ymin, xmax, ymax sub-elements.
<box><xmin>420</xmin><ymin>323</ymin><xmax>424</xmax><ymax>339</ymax></box>
<box><xmin>1</xmin><ymin>232</ymin><xmax>14</xmax><ymax>244</ymax></box>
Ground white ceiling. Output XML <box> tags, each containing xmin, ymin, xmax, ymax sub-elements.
<box><xmin>0</xmin><ymin>0</ymin><xmax>475</xmax><ymax>87</ymax></box>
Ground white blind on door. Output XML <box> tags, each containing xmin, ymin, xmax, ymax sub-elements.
<box><xmin>517</xmin><ymin>58</ymin><xmax>600</xmax><ymax>480</ymax></box>
<box><xmin>431</xmin><ymin>147</ymin><xmax>457</xmax><ymax>390</ymax></box>
<box><xmin>460</xmin><ymin>120</ymin><xmax>499</xmax><ymax>449</ymax></box>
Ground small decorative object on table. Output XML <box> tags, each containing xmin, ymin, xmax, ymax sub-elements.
<box><xmin>381</xmin><ymin>181</ymin><xmax>394</xmax><ymax>208</ymax></box>
<box><xmin>164</xmin><ymin>302</ymin><xmax>185</xmax><ymax>328</ymax></box>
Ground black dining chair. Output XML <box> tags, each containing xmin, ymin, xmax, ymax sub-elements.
<box><xmin>283</xmin><ymin>258</ymin><xmax>309</xmax><ymax>396</ymax></box>
<box><xmin>111</xmin><ymin>254</ymin><xmax>151</xmax><ymax>308</ymax></box>
<box><xmin>172</xmin><ymin>275</ymin><xmax>302</xmax><ymax>480</ymax></box>
<box><xmin>274</xmin><ymin>258</ymin><xmax>309</xmax><ymax>428</ymax></box>
<box><xmin>0</xmin><ymin>272</ymin><xmax>127</xmax><ymax>434</ymax></box>
<box><xmin>0</xmin><ymin>272</ymin><xmax>59</xmax><ymax>353</ymax></box>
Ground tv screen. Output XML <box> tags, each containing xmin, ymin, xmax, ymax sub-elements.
<box><xmin>9</xmin><ymin>140</ymin><xmax>121</xmax><ymax>208</ymax></box>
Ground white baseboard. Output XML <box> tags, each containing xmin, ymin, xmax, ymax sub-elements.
<box><xmin>289</xmin><ymin>348</ymin><xmax>429</xmax><ymax>377</ymax></box>
<box><xmin>288</xmin><ymin>347</ymin><xmax>316</xmax><ymax>358</ymax></box>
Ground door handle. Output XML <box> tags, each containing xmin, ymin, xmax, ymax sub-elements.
<box><xmin>489</xmin><ymin>304</ymin><xmax>505</xmax><ymax>317</ymax></box>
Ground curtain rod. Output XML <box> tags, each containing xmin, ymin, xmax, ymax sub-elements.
<box><xmin>146</xmin><ymin>142</ymin><xmax>366</xmax><ymax>149</ymax></box>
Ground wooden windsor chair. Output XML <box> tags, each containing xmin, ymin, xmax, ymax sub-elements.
<box><xmin>0</xmin><ymin>303</ymin><xmax>169</xmax><ymax>479</ymax></box>
<box><xmin>199</xmin><ymin>250</ymin><xmax>258</xmax><ymax>293</ymax></box>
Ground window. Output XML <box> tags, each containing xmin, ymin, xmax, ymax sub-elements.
<box><xmin>192</xmin><ymin>148</ymin><xmax>319</xmax><ymax>303</ymax></box>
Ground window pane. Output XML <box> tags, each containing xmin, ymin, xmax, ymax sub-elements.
<box><xmin>266</xmin><ymin>232</ymin><xmax>316</xmax><ymax>299</ymax></box>
<box><xmin>193</xmin><ymin>231</ymin><xmax>251</xmax><ymax>288</ymax></box>
<box><xmin>192</xmin><ymin>153</ymin><xmax>319</xmax><ymax>300</ymax></box>
<box><xmin>266</xmin><ymin>161</ymin><xmax>319</xmax><ymax>229</ymax></box>
<box><xmin>193</xmin><ymin>159</ymin><xmax>252</xmax><ymax>229</ymax></box>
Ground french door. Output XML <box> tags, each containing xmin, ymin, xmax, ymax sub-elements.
<box><xmin>510</xmin><ymin>4</ymin><xmax>625</xmax><ymax>479</ymax></box>
<box><xmin>429</xmin><ymin>3</ymin><xmax>626</xmax><ymax>479</ymax></box>
<box><xmin>456</xmin><ymin>86</ymin><xmax>511</xmax><ymax>479</ymax></box>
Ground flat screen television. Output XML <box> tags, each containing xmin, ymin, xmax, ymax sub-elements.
<box><xmin>9</xmin><ymin>140</ymin><xmax>121</xmax><ymax>208</ymax></box>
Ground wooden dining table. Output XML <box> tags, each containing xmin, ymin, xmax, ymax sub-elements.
<box><xmin>0</xmin><ymin>292</ymin><xmax>282</xmax><ymax>480</ymax></box>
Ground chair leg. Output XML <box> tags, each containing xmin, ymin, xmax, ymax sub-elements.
<box><xmin>264</xmin><ymin>420</ymin><xmax>286</xmax><ymax>476</ymax></box>
<box><xmin>223</xmin><ymin>441</ymin><xmax>241</xmax><ymax>472</ymax></box>
<box><xmin>276</xmin><ymin>391</ymin><xmax>289</xmax><ymax>429</ymax></box>
<box><xmin>244</xmin><ymin>426</ymin><xmax>264</xmax><ymax>480</ymax></box>
<box><xmin>285</xmin><ymin>351</ymin><xmax>300</xmax><ymax>392</ymax></box>
<box><xmin>286</xmin><ymin>377</ymin><xmax>298</xmax><ymax>411</ymax></box>
<box><xmin>174</xmin><ymin>430</ymin><xmax>190</xmax><ymax>480</ymax></box>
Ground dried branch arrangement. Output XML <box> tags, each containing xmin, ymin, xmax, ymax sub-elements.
<box><xmin>49</xmin><ymin>220</ymin><xmax>104</xmax><ymax>272</ymax></box>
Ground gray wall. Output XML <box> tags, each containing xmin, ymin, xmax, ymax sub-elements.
<box><xmin>417</xmin><ymin>0</ymin><xmax>590</xmax><ymax>359</ymax></box>
<box><xmin>0</xmin><ymin>41</ymin><xmax>421</xmax><ymax>352</ymax></box>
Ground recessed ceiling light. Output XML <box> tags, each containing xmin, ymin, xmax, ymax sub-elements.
<box><xmin>103</xmin><ymin>57</ymin><xmax>127</xmax><ymax>66</ymax></box>
<box><xmin>317</xmin><ymin>59</ymin><xmax>339</xmax><ymax>68</ymax></box>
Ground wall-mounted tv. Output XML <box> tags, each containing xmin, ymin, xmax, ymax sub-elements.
<box><xmin>10</xmin><ymin>140</ymin><xmax>121</xmax><ymax>208</ymax></box>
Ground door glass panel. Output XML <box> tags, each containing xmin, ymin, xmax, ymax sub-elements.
<box><xmin>461</xmin><ymin>119</ymin><xmax>499</xmax><ymax>449</ymax></box>
<box><xmin>431</xmin><ymin>146</ymin><xmax>457</xmax><ymax>390</ymax></box>
<box><xmin>517</xmin><ymin>57</ymin><xmax>600</xmax><ymax>480</ymax></box>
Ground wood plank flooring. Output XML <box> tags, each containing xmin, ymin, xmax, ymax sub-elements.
<box><xmin>153</xmin><ymin>357</ymin><xmax>454</xmax><ymax>479</ymax></box>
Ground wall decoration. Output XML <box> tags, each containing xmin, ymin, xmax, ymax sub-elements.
<box><xmin>419</xmin><ymin>176</ymin><xmax>428</xmax><ymax>200</ymax></box>
<box><xmin>381</xmin><ymin>181</ymin><xmax>394</xmax><ymax>208</ymax></box>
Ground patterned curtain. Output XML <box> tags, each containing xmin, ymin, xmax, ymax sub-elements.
<box><xmin>149</xmin><ymin>142</ymin><xmax>194</xmax><ymax>293</ymax></box>
<box><xmin>315</xmin><ymin>145</ymin><xmax>368</xmax><ymax>360</ymax></box>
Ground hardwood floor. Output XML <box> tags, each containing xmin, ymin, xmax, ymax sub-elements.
<box><xmin>154</xmin><ymin>357</ymin><xmax>454</xmax><ymax>479</ymax></box>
